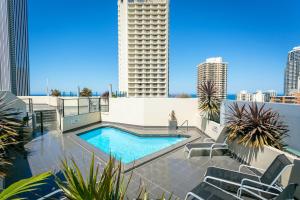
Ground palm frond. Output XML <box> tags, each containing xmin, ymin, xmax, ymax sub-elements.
<box><xmin>0</xmin><ymin>172</ymin><xmax>51</xmax><ymax>200</ymax></box>
<box><xmin>0</xmin><ymin>94</ymin><xmax>27</xmax><ymax>177</ymax></box>
<box><xmin>198</xmin><ymin>81</ymin><xmax>220</xmax><ymax>121</ymax></box>
<box><xmin>57</xmin><ymin>154</ymin><xmax>177</xmax><ymax>200</ymax></box>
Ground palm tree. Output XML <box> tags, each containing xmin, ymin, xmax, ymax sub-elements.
<box><xmin>226</xmin><ymin>102</ymin><xmax>289</xmax><ymax>149</ymax></box>
<box><xmin>56</xmin><ymin>154</ymin><xmax>131</xmax><ymax>200</ymax></box>
<box><xmin>198</xmin><ymin>81</ymin><xmax>220</xmax><ymax>121</ymax></box>
<box><xmin>56</xmin><ymin>154</ymin><xmax>172</xmax><ymax>200</ymax></box>
<box><xmin>101</xmin><ymin>91</ymin><xmax>109</xmax><ymax>98</ymax></box>
<box><xmin>0</xmin><ymin>95</ymin><xmax>26</xmax><ymax>177</ymax></box>
<box><xmin>80</xmin><ymin>88</ymin><xmax>92</xmax><ymax>97</ymax></box>
<box><xmin>50</xmin><ymin>89</ymin><xmax>61</xmax><ymax>97</ymax></box>
<box><xmin>176</xmin><ymin>93</ymin><xmax>191</xmax><ymax>98</ymax></box>
<box><xmin>0</xmin><ymin>94</ymin><xmax>52</xmax><ymax>199</ymax></box>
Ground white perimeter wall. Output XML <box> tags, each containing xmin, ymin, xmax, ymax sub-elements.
<box><xmin>18</xmin><ymin>96</ymin><xmax>58</xmax><ymax>106</ymax></box>
<box><xmin>101</xmin><ymin>98</ymin><xmax>200</xmax><ymax>127</ymax></box>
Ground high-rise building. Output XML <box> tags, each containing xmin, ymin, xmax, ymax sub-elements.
<box><xmin>197</xmin><ymin>57</ymin><xmax>228</xmax><ymax>100</ymax></box>
<box><xmin>298</xmin><ymin>76</ymin><xmax>300</xmax><ymax>91</ymax></box>
<box><xmin>0</xmin><ymin>0</ymin><xmax>30</xmax><ymax>96</ymax></box>
<box><xmin>284</xmin><ymin>46</ymin><xmax>300</xmax><ymax>95</ymax></box>
<box><xmin>118</xmin><ymin>0</ymin><xmax>169</xmax><ymax>97</ymax></box>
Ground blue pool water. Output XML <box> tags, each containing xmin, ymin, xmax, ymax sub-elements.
<box><xmin>79</xmin><ymin>127</ymin><xmax>186</xmax><ymax>164</ymax></box>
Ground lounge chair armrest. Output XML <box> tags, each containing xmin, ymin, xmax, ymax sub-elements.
<box><xmin>204</xmin><ymin>138</ymin><xmax>215</xmax><ymax>143</ymax></box>
<box><xmin>239</xmin><ymin>164</ymin><xmax>265</xmax><ymax>173</ymax></box>
<box><xmin>211</xmin><ymin>143</ymin><xmax>228</xmax><ymax>149</ymax></box>
<box><xmin>237</xmin><ymin>187</ymin><xmax>270</xmax><ymax>200</ymax></box>
<box><xmin>237</xmin><ymin>179</ymin><xmax>282</xmax><ymax>199</ymax></box>
<box><xmin>204</xmin><ymin>175</ymin><xmax>240</xmax><ymax>187</ymax></box>
<box><xmin>240</xmin><ymin>178</ymin><xmax>282</xmax><ymax>194</ymax></box>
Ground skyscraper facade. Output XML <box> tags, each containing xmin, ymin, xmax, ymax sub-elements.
<box><xmin>0</xmin><ymin>0</ymin><xmax>30</xmax><ymax>96</ymax></box>
<box><xmin>284</xmin><ymin>46</ymin><xmax>300</xmax><ymax>95</ymax></box>
<box><xmin>197</xmin><ymin>57</ymin><xmax>228</xmax><ymax>100</ymax></box>
<box><xmin>118</xmin><ymin>0</ymin><xmax>169</xmax><ymax>97</ymax></box>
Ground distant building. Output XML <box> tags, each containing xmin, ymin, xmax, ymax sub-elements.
<box><xmin>237</xmin><ymin>90</ymin><xmax>277</xmax><ymax>102</ymax></box>
<box><xmin>271</xmin><ymin>92</ymin><xmax>300</xmax><ymax>104</ymax></box>
<box><xmin>197</xmin><ymin>57</ymin><xmax>228</xmax><ymax>100</ymax></box>
<box><xmin>237</xmin><ymin>90</ymin><xmax>252</xmax><ymax>101</ymax></box>
<box><xmin>118</xmin><ymin>0</ymin><xmax>169</xmax><ymax>97</ymax></box>
<box><xmin>263</xmin><ymin>90</ymin><xmax>277</xmax><ymax>102</ymax></box>
<box><xmin>284</xmin><ymin>46</ymin><xmax>300</xmax><ymax>95</ymax></box>
<box><xmin>0</xmin><ymin>0</ymin><xmax>30</xmax><ymax>96</ymax></box>
<box><xmin>252</xmin><ymin>90</ymin><xmax>265</xmax><ymax>102</ymax></box>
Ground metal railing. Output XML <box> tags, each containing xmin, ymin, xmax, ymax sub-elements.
<box><xmin>179</xmin><ymin>120</ymin><xmax>189</xmax><ymax>133</ymax></box>
<box><xmin>58</xmin><ymin>97</ymin><xmax>109</xmax><ymax>117</ymax></box>
<box><xmin>21</xmin><ymin>98</ymin><xmax>33</xmax><ymax>113</ymax></box>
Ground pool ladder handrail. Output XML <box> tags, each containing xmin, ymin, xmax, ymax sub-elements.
<box><xmin>178</xmin><ymin>120</ymin><xmax>188</xmax><ymax>133</ymax></box>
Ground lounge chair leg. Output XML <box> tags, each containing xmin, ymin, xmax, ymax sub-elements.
<box><xmin>187</xmin><ymin>151</ymin><xmax>191</xmax><ymax>158</ymax></box>
<box><xmin>185</xmin><ymin>192</ymin><xmax>202</xmax><ymax>200</ymax></box>
<box><xmin>184</xmin><ymin>194</ymin><xmax>189</xmax><ymax>200</ymax></box>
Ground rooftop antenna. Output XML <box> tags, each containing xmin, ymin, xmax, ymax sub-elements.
<box><xmin>109</xmin><ymin>84</ymin><xmax>112</xmax><ymax>98</ymax></box>
<box><xmin>77</xmin><ymin>86</ymin><xmax>80</xmax><ymax>97</ymax></box>
<box><xmin>46</xmin><ymin>78</ymin><xmax>49</xmax><ymax>96</ymax></box>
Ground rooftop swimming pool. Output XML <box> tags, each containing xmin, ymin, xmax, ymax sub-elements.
<box><xmin>79</xmin><ymin>127</ymin><xmax>186</xmax><ymax>164</ymax></box>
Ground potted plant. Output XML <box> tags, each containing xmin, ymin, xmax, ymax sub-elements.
<box><xmin>168</xmin><ymin>110</ymin><xmax>177</xmax><ymax>130</ymax></box>
<box><xmin>226</xmin><ymin>102</ymin><xmax>288</xmax><ymax>149</ymax></box>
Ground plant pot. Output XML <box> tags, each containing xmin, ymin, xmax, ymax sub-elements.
<box><xmin>168</xmin><ymin>120</ymin><xmax>177</xmax><ymax>130</ymax></box>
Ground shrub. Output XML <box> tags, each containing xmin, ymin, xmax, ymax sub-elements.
<box><xmin>50</xmin><ymin>89</ymin><xmax>61</xmax><ymax>97</ymax></box>
<box><xmin>198</xmin><ymin>81</ymin><xmax>220</xmax><ymax>122</ymax></box>
<box><xmin>226</xmin><ymin>102</ymin><xmax>289</xmax><ymax>149</ymax></box>
<box><xmin>80</xmin><ymin>88</ymin><xmax>92</xmax><ymax>97</ymax></box>
<box><xmin>176</xmin><ymin>93</ymin><xmax>191</xmax><ymax>98</ymax></box>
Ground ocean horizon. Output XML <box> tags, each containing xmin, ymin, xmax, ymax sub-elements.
<box><xmin>30</xmin><ymin>93</ymin><xmax>237</xmax><ymax>100</ymax></box>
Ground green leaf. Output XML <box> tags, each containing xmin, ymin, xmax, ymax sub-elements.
<box><xmin>0</xmin><ymin>171</ymin><xmax>51</xmax><ymax>200</ymax></box>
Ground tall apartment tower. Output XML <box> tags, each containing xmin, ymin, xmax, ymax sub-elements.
<box><xmin>284</xmin><ymin>46</ymin><xmax>300</xmax><ymax>95</ymax></box>
<box><xmin>0</xmin><ymin>0</ymin><xmax>30</xmax><ymax>96</ymax></box>
<box><xmin>197</xmin><ymin>57</ymin><xmax>228</xmax><ymax>100</ymax></box>
<box><xmin>118</xmin><ymin>0</ymin><xmax>169</xmax><ymax>97</ymax></box>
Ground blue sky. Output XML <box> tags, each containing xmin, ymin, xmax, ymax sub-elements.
<box><xmin>28</xmin><ymin>0</ymin><xmax>300</xmax><ymax>95</ymax></box>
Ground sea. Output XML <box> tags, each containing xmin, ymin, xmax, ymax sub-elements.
<box><xmin>31</xmin><ymin>93</ymin><xmax>237</xmax><ymax>100</ymax></box>
<box><xmin>184</xmin><ymin>94</ymin><xmax>236</xmax><ymax>100</ymax></box>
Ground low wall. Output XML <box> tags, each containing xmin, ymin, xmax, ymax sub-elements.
<box><xmin>193</xmin><ymin>114</ymin><xmax>224</xmax><ymax>140</ymax></box>
<box><xmin>61</xmin><ymin>112</ymin><xmax>101</xmax><ymax>132</ymax></box>
<box><xmin>18</xmin><ymin>96</ymin><xmax>58</xmax><ymax>106</ymax></box>
<box><xmin>101</xmin><ymin>98</ymin><xmax>199</xmax><ymax>127</ymax></box>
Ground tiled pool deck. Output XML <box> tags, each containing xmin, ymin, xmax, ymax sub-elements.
<box><xmin>12</xmin><ymin>123</ymin><xmax>244</xmax><ymax>199</ymax></box>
